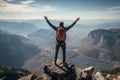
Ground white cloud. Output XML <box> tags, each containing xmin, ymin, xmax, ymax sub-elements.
<box><xmin>20</xmin><ymin>0</ymin><xmax>35</xmax><ymax>5</ymax></box>
<box><xmin>59</xmin><ymin>10</ymin><xmax>120</xmax><ymax>20</ymax></box>
<box><xmin>0</xmin><ymin>0</ymin><xmax>56</xmax><ymax>19</ymax></box>
<box><xmin>0</xmin><ymin>0</ymin><xmax>56</xmax><ymax>13</ymax></box>
<box><xmin>83</xmin><ymin>11</ymin><xmax>120</xmax><ymax>20</ymax></box>
<box><xmin>107</xmin><ymin>6</ymin><xmax>120</xmax><ymax>11</ymax></box>
<box><xmin>0</xmin><ymin>0</ymin><xmax>120</xmax><ymax>20</ymax></box>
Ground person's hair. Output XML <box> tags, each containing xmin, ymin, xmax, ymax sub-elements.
<box><xmin>59</xmin><ymin>22</ymin><xmax>64</xmax><ymax>26</ymax></box>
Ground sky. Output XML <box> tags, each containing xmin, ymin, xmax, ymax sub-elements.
<box><xmin>0</xmin><ymin>0</ymin><xmax>120</xmax><ymax>20</ymax></box>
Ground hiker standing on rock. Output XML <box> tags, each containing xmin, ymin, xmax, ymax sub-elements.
<box><xmin>44</xmin><ymin>16</ymin><xmax>80</xmax><ymax>65</ymax></box>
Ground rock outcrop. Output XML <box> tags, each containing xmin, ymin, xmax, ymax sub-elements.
<box><xmin>44</xmin><ymin>59</ymin><xmax>76</xmax><ymax>80</ymax></box>
<box><xmin>88</xmin><ymin>29</ymin><xmax>115</xmax><ymax>48</ymax></box>
<box><xmin>79</xmin><ymin>28</ymin><xmax>120</xmax><ymax>63</ymax></box>
<box><xmin>94</xmin><ymin>72</ymin><xmax>106</xmax><ymax>80</ymax></box>
<box><xmin>18</xmin><ymin>74</ymin><xmax>36</xmax><ymax>80</ymax></box>
<box><xmin>0</xmin><ymin>66</ymin><xmax>31</xmax><ymax>80</ymax></box>
<box><xmin>1</xmin><ymin>65</ymin><xmax>120</xmax><ymax>80</ymax></box>
<box><xmin>77</xmin><ymin>66</ymin><xmax>94</xmax><ymax>80</ymax></box>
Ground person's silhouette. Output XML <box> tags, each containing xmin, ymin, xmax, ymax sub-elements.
<box><xmin>44</xmin><ymin>16</ymin><xmax>80</xmax><ymax>65</ymax></box>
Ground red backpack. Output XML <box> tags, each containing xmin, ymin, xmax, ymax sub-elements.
<box><xmin>56</xmin><ymin>27</ymin><xmax>66</xmax><ymax>41</ymax></box>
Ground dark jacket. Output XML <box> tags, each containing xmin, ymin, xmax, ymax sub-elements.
<box><xmin>45</xmin><ymin>19</ymin><xmax>77</xmax><ymax>32</ymax></box>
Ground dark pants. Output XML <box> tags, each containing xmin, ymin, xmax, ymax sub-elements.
<box><xmin>55</xmin><ymin>40</ymin><xmax>66</xmax><ymax>64</ymax></box>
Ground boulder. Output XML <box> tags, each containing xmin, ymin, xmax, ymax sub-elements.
<box><xmin>105</xmin><ymin>74</ymin><xmax>112</xmax><ymax>80</ymax></box>
<box><xmin>44</xmin><ymin>59</ymin><xmax>76</xmax><ymax>80</ymax></box>
<box><xmin>117</xmin><ymin>75</ymin><xmax>120</xmax><ymax>80</ymax></box>
<box><xmin>80</xmin><ymin>66</ymin><xmax>94</xmax><ymax>80</ymax></box>
<box><xmin>94</xmin><ymin>72</ymin><xmax>106</xmax><ymax>80</ymax></box>
<box><xmin>18</xmin><ymin>74</ymin><xmax>36</xmax><ymax>80</ymax></box>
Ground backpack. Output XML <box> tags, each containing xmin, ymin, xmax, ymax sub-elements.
<box><xmin>56</xmin><ymin>27</ymin><xmax>66</xmax><ymax>41</ymax></box>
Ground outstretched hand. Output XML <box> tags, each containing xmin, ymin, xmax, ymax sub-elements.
<box><xmin>44</xmin><ymin>16</ymin><xmax>47</xmax><ymax>20</ymax></box>
<box><xmin>76</xmin><ymin>17</ymin><xmax>80</xmax><ymax>21</ymax></box>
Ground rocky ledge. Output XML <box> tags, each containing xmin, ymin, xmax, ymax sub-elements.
<box><xmin>44</xmin><ymin>59</ymin><xmax>76</xmax><ymax>80</ymax></box>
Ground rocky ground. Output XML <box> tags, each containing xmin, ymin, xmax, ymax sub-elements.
<box><xmin>0</xmin><ymin>60</ymin><xmax>120</xmax><ymax>80</ymax></box>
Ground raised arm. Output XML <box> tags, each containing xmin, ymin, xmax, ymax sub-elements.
<box><xmin>66</xmin><ymin>17</ymin><xmax>80</xmax><ymax>31</ymax></box>
<box><xmin>44</xmin><ymin>16</ymin><xmax>57</xmax><ymax>31</ymax></box>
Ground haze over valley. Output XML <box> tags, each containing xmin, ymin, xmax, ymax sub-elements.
<box><xmin>0</xmin><ymin>19</ymin><xmax>120</xmax><ymax>71</ymax></box>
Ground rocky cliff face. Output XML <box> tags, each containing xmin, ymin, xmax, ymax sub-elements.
<box><xmin>79</xmin><ymin>28</ymin><xmax>120</xmax><ymax>63</ymax></box>
<box><xmin>88</xmin><ymin>29</ymin><xmax>116</xmax><ymax>48</ymax></box>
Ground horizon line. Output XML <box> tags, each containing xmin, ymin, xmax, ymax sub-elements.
<box><xmin>0</xmin><ymin>18</ymin><xmax>120</xmax><ymax>21</ymax></box>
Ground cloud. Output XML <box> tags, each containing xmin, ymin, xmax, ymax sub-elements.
<box><xmin>20</xmin><ymin>0</ymin><xmax>36</xmax><ymax>5</ymax></box>
<box><xmin>107</xmin><ymin>6</ymin><xmax>120</xmax><ymax>11</ymax></box>
<box><xmin>0</xmin><ymin>0</ymin><xmax>56</xmax><ymax>13</ymax></box>
<box><xmin>4</xmin><ymin>0</ymin><xmax>15</xmax><ymax>2</ymax></box>
<box><xmin>0</xmin><ymin>0</ymin><xmax>120</xmax><ymax>20</ymax></box>
<box><xmin>0</xmin><ymin>0</ymin><xmax>56</xmax><ymax>19</ymax></box>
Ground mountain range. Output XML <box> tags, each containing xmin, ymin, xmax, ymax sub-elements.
<box><xmin>0</xmin><ymin>21</ymin><xmax>38</xmax><ymax>35</ymax></box>
<box><xmin>0</xmin><ymin>19</ymin><xmax>120</xmax><ymax>71</ymax></box>
<box><xmin>0</xmin><ymin>29</ymin><xmax>40</xmax><ymax>68</ymax></box>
